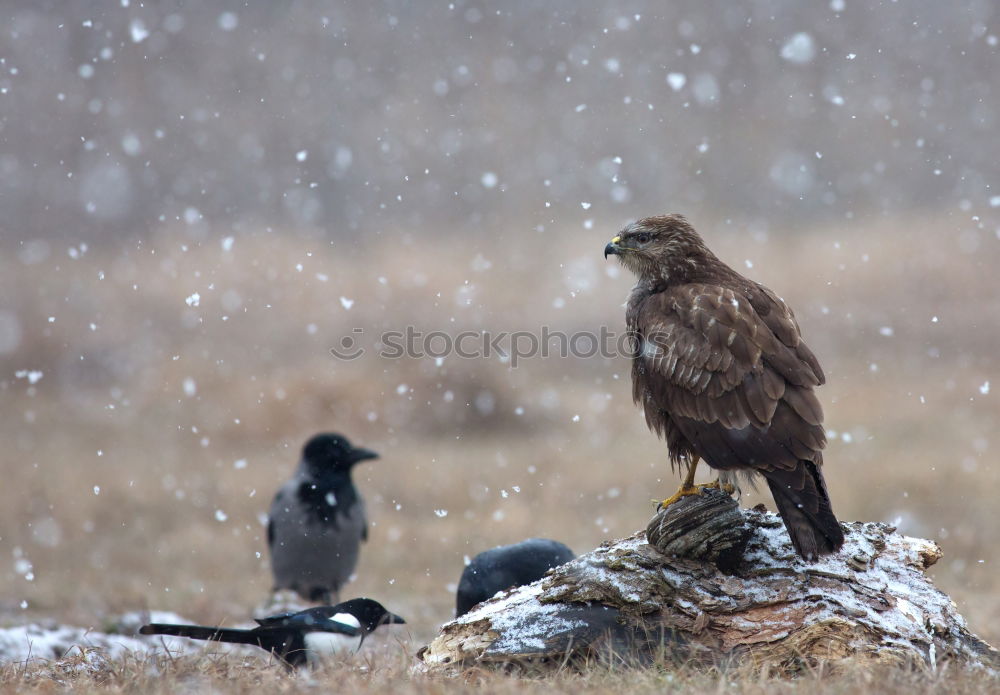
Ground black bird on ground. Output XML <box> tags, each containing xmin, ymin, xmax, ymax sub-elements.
<box><xmin>139</xmin><ymin>598</ymin><xmax>406</xmax><ymax>667</ymax></box>
<box><xmin>268</xmin><ymin>433</ymin><xmax>378</xmax><ymax>603</ymax></box>
<box><xmin>456</xmin><ymin>538</ymin><xmax>576</xmax><ymax>617</ymax></box>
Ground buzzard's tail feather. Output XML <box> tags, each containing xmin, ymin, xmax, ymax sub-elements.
<box><xmin>764</xmin><ymin>462</ymin><xmax>844</xmax><ymax>560</ymax></box>
<box><xmin>139</xmin><ymin>623</ymin><xmax>260</xmax><ymax>646</ymax></box>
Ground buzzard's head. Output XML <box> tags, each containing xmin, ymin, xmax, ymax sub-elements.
<box><xmin>604</xmin><ymin>214</ymin><xmax>708</xmax><ymax>279</ymax></box>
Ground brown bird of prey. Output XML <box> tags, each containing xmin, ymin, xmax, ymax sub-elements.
<box><xmin>605</xmin><ymin>214</ymin><xmax>844</xmax><ymax>559</ymax></box>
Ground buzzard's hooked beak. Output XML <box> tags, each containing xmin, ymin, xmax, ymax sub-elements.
<box><xmin>604</xmin><ymin>236</ymin><xmax>622</xmax><ymax>259</ymax></box>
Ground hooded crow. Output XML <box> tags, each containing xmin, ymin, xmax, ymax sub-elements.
<box><xmin>139</xmin><ymin>598</ymin><xmax>405</xmax><ymax>667</ymax></box>
<box><xmin>268</xmin><ymin>433</ymin><xmax>378</xmax><ymax>603</ymax></box>
<box><xmin>456</xmin><ymin>538</ymin><xmax>575</xmax><ymax>616</ymax></box>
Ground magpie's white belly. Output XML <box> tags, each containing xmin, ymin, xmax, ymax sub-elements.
<box><xmin>303</xmin><ymin>632</ymin><xmax>361</xmax><ymax>663</ymax></box>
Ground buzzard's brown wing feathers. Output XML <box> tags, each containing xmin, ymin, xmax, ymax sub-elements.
<box><xmin>630</xmin><ymin>285</ymin><xmax>823</xmax><ymax>441</ymax></box>
<box><xmin>747</xmin><ymin>282</ymin><xmax>826</xmax><ymax>385</ymax></box>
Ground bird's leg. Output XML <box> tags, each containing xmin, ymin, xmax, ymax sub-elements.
<box><xmin>658</xmin><ymin>456</ymin><xmax>702</xmax><ymax>509</ymax></box>
<box><xmin>658</xmin><ymin>459</ymin><xmax>738</xmax><ymax>509</ymax></box>
<box><xmin>308</xmin><ymin>587</ymin><xmax>332</xmax><ymax>605</ymax></box>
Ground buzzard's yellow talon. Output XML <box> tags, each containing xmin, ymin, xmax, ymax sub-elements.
<box><xmin>657</xmin><ymin>454</ymin><xmax>707</xmax><ymax>510</ymax></box>
<box><xmin>658</xmin><ymin>479</ymin><xmax>735</xmax><ymax>510</ymax></box>
<box><xmin>658</xmin><ymin>485</ymin><xmax>701</xmax><ymax>510</ymax></box>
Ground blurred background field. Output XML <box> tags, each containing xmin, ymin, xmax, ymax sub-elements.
<box><xmin>1</xmin><ymin>0</ymin><xmax>998</xmax><ymax>686</ymax></box>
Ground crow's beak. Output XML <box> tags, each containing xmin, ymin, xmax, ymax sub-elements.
<box><xmin>604</xmin><ymin>235</ymin><xmax>622</xmax><ymax>259</ymax></box>
<box><xmin>387</xmin><ymin>613</ymin><xmax>406</xmax><ymax>625</ymax></box>
<box><xmin>349</xmin><ymin>447</ymin><xmax>379</xmax><ymax>463</ymax></box>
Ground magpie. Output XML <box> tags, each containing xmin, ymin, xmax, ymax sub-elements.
<box><xmin>268</xmin><ymin>433</ymin><xmax>378</xmax><ymax>603</ymax></box>
<box><xmin>139</xmin><ymin>598</ymin><xmax>405</xmax><ymax>667</ymax></box>
<box><xmin>456</xmin><ymin>538</ymin><xmax>576</xmax><ymax>616</ymax></box>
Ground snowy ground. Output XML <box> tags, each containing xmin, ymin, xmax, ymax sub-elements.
<box><xmin>0</xmin><ymin>608</ymin><xmax>412</xmax><ymax>672</ymax></box>
<box><xmin>0</xmin><ymin>611</ymin><xmax>258</xmax><ymax>666</ymax></box>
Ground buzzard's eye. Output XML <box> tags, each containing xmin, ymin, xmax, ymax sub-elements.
<box><xmin>635</xmin><ymin>233</ymin><xmax>651</xmax><ymax>244</ymax></box>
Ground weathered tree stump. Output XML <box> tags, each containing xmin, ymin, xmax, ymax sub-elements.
<box><xmin>645</xmin><ymin>487</ymin><xmax>752</xmax><ymax>570</ymax></box>
<box><xmin>417</xmin><ymin>494</ymin><xmax>998</xmax><ymax>675</ymax></box>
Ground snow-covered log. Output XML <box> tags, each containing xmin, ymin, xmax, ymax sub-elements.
<box><xmin>418</xmin><ymin>489</ymin><xmax>998</xmax><ymax>675</ymax></box>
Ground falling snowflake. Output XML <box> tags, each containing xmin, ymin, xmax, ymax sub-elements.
<box><xmin>129</xmin><ymin>19</ymin><xmax>149</xmax><ymax>43</ymax></box>
<box><xmin>15</xmin><ymin>370</ymin><xmax>44</xmax><ymax>385</ymax></box>
<box><xmin>780</xmin><ymin>32</ymin><xmax>816</xmax><ymax>64</ymax></box>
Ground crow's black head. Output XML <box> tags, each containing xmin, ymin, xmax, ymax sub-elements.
<box><xmin>333</xmin><ymin>598</ymin><xmax>406</xmax><ymax>634</ymax></box>
<box><xmin>301</xmin><ymin>433</ymin><xmax>378</xmax><ymax>475</ymax></box>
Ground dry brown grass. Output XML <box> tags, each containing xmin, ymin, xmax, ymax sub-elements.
<box><xmin>1</xmin><ymin>212</ymin><xmax>998</xmax><ymax>691</ymax></box>
<box><xmin>2</xmin><ymin>649</ymin><xmax>998</xmax><ymax>694</ymax></box>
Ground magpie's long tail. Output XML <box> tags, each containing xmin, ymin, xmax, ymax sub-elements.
<box><xmin>139</xmin><ymin>623</ymin><xmax>261</xmax><ymax>646</ymax></box>
<box><xmin>763</xmin><ymin>461</ymin><xmax>845</xmax><ymax>561</ymax></box>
